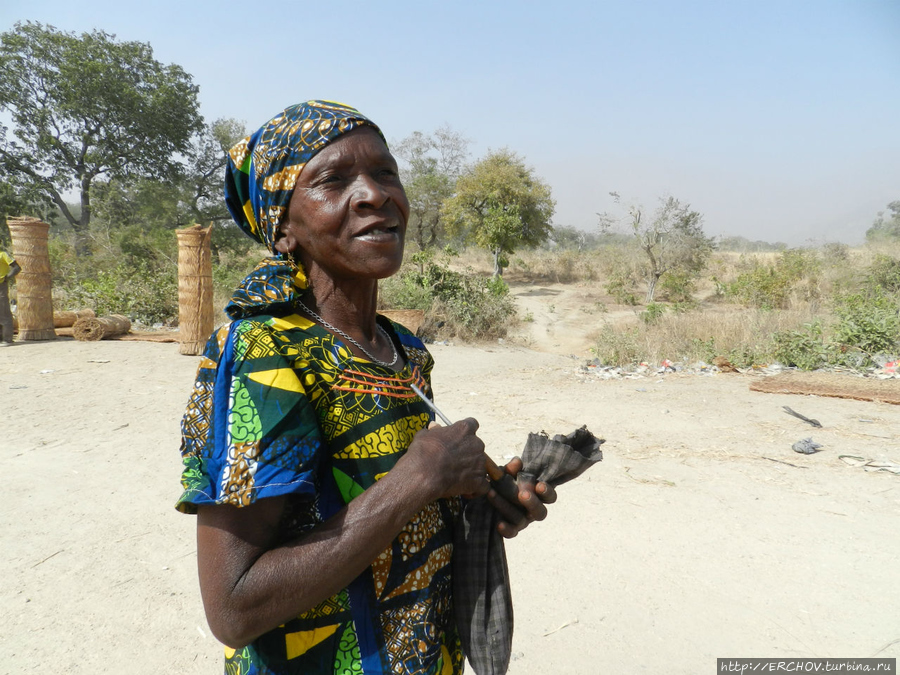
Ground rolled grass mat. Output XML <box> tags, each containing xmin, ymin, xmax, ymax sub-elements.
<box><xmin>7</xmin><ymin>217</ymin><xmax>55</xmax><ymax>341</ymax></box>
<box><xmin>380</xmin><ymin>309</ymin><xmax>425</xmax><ymax>335</ymax></box>
<box><xmin>750</xmin><ymin>372</ymin><xmax>900</xmax><ymax>405</ymax></box>
<box><xmin>176</xmin><ymin>224</ymin><xmax>214</xmax><ymax>356</ymax></box>
<box><xmin>53</xmin><ymin>308</ymin><xmax>95</xmax><ymax>328</ymax></box>
<box><xmin>73</xmin><ymin>314</ymin><xmax>131</xmax><ymax>341</ymax></box>
<box><xmin>14</xmin><ymin>309</ymin><xmax>95</xmax><ymax>332</ymax></box>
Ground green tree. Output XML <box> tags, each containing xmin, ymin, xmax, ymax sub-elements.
<box><xmin>600</xmin><ymin>193</ymin><xmax>714</xmax><ymax>302</ymax></box>
<box><xmin>0</xmin><ymin>22</ymin><xmax>202</xmax><ymax>251</ymax></box>
<box><xmin>393</xmin><ymin>125</ymin><xmax>469</xmax><ymax>252</ymax></box>
<box><xmin>183</xmin><ymin>117</ymin><xmax>247</xmax><ymax>225</ymax></box>
<box><xmin>443</xmin><ymin>149</ymin><xmax>554</xmax><ymax>277</ymax></box>
<box><xmin>866</xmin><ymin>201</ymin><xmax>900</xmax><ymax>242</ymax></box>
<box><xmin>91</xmin><ymin>117</ymin><xmax>246</xmax><ymax>232</ymax></box>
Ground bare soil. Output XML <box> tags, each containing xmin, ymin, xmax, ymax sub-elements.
<box><xmin>3</xmin><ymin>294</ymin><xmax>899</xmax><ymax>673</ymax></box>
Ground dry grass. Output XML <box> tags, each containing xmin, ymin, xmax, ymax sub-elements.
<box><xmin>407</xmin><ymin>242</ymin><xmax>900</xmax><ymax>365</ymax></box>
<box><xmin>588</xmin><ymin>304</ymin><xmax>821</xmax><ymax>366</ymax></box>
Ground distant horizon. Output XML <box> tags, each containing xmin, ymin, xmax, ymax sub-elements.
<box><xmin>2</xmin><ymin>0</ymin><xmax>898</xmax><ymax>248</ymax></box>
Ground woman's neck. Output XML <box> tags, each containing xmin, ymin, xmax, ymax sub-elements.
<box><xmin>301</xmin><ymin>276</ymin><xmax>381</xmax><ymax>340</ymax></box>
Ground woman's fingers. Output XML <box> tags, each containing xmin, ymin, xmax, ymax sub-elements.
<box><xmin>485</xmin><ymin>488</ymin><xmax>528</xmax><ymax>536</ymax></box>
<box><xmin>535</xmin><ymin>481</ymin><xmax>558</xmax><ymax>504</ymax></box>
<box><xmin>514</xmin><ymin>475</ymin><xmax>548</xmax><ymax>522</ymax></box>
<box><xmin>407</xmin><ymin>417</ymin><xmax>489</xmax><ymax>499</ymax></box>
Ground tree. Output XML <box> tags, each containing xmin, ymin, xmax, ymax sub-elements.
<box><xmin>600</xmin><ymin>193</ymin><xmax>714</xmax><ymax>302</ymax></box>
<box><xmin>866</xmin><ymin>201</ymin><xmax>900</xmax><ymax>242</ymax></box>
<box><xmin>0</xmin><ymin>22</ymin><xmax>202</xmax><ymax>251</ymax></box>
<box><xmin>443</xmin><ymin>149</ymin><xmax>555</xmax><ymax>277</ymax></box>
<box><xmin>393</xmin><ymin>125</ymin><xmax>469</xmax><ymax>252</ymax></box>
<box><xmin>549</xmin><ymin>225</ymin><xmax>602</xmax><ymax>250</ymax></box>
<box><xmin>183</xmin><ymin>117</ymin><xmax>247</xmax><ymax>226</ymax></box>
<box><xmin>91</xmin><ymin>118</ymin><xmax>246</xmax><ymax>231</ymax></box>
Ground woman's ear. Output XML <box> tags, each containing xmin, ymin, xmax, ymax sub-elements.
<box><xmin>273</xmin><ymin>225</ymin><xmax>296</xmax><ymax>256</ymax></box>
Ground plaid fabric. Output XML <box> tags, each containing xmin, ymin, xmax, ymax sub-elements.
<box><xmin>454</xmin><ymin>427</ymin><xmax>604</xmax><ymax>675</ymax></box>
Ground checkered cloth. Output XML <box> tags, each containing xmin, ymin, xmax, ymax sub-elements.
<box><xmin>454</xmin><ymin>427</ymin><xmax>604</xmax><ymax>674</ymax></box>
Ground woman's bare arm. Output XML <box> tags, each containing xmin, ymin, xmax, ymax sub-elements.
<box><xmin>196</xmin><ymin>418</ymin><xmax>489</xmax><ymax>648</ymax></box>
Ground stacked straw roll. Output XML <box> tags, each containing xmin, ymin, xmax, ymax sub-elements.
<box><xmin>176</xmin><ymin>224</ymin><xmax>214</xmax><ymax>355</ymax></box>
<box><xmin>73</xmin><ymin>314</ymin><xmax>131</xmax><ymax>341</ymax></box>
<box><xmin>7</xmin><ymin>217</ymin><xmax>56</xmax><ymax>341</ymax></box>
<box><xmin>13</xmin><ymin>308</ymin><xmax>95</xmax><ymax>333</ymax></box>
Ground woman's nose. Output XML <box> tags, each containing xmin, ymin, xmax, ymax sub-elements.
<box><xmin>350</xmin><ymin>173</ymin><xmax>390</xmax><ymax>210</ymax></box>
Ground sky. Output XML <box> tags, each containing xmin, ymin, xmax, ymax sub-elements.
<box><xmin>2</xmin><ymin>0</ymin><xmax>898</xmax><ymax>245</ymax></box>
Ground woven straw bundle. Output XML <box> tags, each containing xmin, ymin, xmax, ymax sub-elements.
<box><xmin>7</xmin><ymin>217</ymin><xmax>55</xmax><ymax>341</ymax></box>
<box><xmin>176</xmin><ymin>224</ymin><xmax>214</xmax><ymax>355</ymax></box>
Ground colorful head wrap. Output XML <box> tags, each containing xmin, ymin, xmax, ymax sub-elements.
<box><xmin>223</xmin><ymin>100</ymin><xmax>384</xmax><ymax>319</ymax></box>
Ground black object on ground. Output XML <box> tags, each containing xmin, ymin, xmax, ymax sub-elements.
<box><xmin>783</xmin><ymin>406</ymin><xmax>822</xmax><ymax>428</ymax></box>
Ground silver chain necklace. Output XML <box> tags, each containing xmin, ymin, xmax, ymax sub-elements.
<box><xmin>296</xmin><ymin>299</ymin><xmax>399</xmax><ymax>368</ymax></box>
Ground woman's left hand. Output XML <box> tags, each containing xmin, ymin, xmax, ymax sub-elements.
<box><xmin>485</xmin><ymin>457</ymin><xmax>557</xmax><ymax>539</ymax></box>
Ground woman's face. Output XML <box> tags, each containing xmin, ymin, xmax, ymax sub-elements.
<box><xmin>276</xmin><ymin>127</ymin><xmax>409</xmax><ymax>285</ymax></box>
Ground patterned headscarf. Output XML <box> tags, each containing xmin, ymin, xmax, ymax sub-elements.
<box><xmin>223</xmin><ymin>100</ymin><xmax>384</xmax><ymax>319</ymax></box>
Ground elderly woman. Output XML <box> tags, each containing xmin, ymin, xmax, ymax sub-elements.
<box><xmin>176</xmin><ymin>101</ymin><xmax>553</xmax><ymax>674</ymax></box>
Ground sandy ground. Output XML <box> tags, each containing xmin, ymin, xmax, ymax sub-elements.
<box><xmin>3</xmin><ymin>309</ymin><xmax>900</xmax><ymax>673</ymax></box>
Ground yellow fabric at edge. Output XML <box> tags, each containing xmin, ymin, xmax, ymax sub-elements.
<box><xmin>284</xmin><ymin>624</ymin><xmax>340</xmax><ymax>660</ymax></box>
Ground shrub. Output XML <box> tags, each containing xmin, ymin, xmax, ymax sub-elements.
<box><xmin>67</xmin><ymin>261</ymin><xmax>178</xmax><ymax>325</ymax></box>
<box><xmin>831</xmin><ymin>292</ymin><xmax>900</xmax><ymax>364</ymax></box>
<box><xmin>380</xmin><ymin>249</ymin><xmax>517</xmax><ymax>340</ymax></box>
<box><xmin>865</xmin><ymin>255</ymin><xmax>900</xmax><ymax>293</ymax></box>
<box><xmin>639</xmin><ymin>302</ymin><xmax>667</xmax><ymax>324</ymax></box>
<box><xmin>591</xmin><ymin>324</ymin><xmax>642</xmax><ymax>365</ymax></box>
<box><xmin>726</xmin><ymin>249</ymin><xmax>819</xmax><ymax>309</ymax></box>
<box><xmin>658</xmin><ymin>269</ymin><xmax>698</xmax><ymax>303</ymax></box>
<box><xmin>605</xmin><ymin>266</ymin><xmax>640</xmax><ymax>305</ymax></box>
<box><xmin>772</xmin><ymin>322</ymin><xmax>831</xmax><ymax>370</ymax></box>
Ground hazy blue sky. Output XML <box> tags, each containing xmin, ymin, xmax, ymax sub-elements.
<box><xmin>2</xmin><ymin>0</ymin><xmax>898</xmax><ymax>245</ymax></box>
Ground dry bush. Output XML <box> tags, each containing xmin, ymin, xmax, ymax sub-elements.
<box><xmin>589</xmin><ymin>304</ymin><xmax>820</xmax><ymax>367</ymax></box>
<box><xmin>508</xmin><ymin>249</ymin><xmax>601</xmax><ymax>283</ymax></box>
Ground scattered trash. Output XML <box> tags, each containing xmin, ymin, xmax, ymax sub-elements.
<box><xmin>575</xmin><ymin>355</ymin><xmax>900</xmax><ymax>384</ymax></box>
<box><xmin>782</xmin><ymin>406</ymin><xmax>822</xmax><ymax>428</ymax></box>
<box><xmin>792</xmin><ymin>438</ymin><xmax>823</xmax><ymax>454</ymax></box>
<box><xmin>39</xmin><ymin>369</ymin><xmax>54</xmax><ymax>375</ymax></box>
<box><xmin>839</xmin><ymin>455</ymin><xmax>900</xmax><ymax>474</ymax></box>
<box><xmin>87</xmin><ymin>359</ymin><xmax>110</xmax><ymax>364</ymax></box>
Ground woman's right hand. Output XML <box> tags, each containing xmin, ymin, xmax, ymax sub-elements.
<box><xmin>402</xmin><ymin>418</ymin><xmax>490</xmax><ymax>501</ymax></box>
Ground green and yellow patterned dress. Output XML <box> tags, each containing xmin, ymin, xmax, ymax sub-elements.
<box><xmin>177</xmin><ymin>312</ymin><xmax>463</xmax><ymax>675</ymax></box>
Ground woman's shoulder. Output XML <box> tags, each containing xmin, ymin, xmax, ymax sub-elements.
<box><xmin>198</xmin><ymin>313</ymin><xmax>320</xmax><ymax>367</ymax></box>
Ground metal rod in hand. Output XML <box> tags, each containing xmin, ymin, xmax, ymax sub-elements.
<box><xmin>409</xmin><ymin>382</ymin><xmax>453</xmax><ymax>426</ymax></box>
<box><xmin>409</xmin><ymin>382</ymin><xmax>520</xmax><ymax>501</ymax></box>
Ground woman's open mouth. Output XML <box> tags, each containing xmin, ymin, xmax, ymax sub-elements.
<box><xmin>355</xmin><ymin>223</ymin><xmax>400</xmax><ymax>243</ymax></box>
